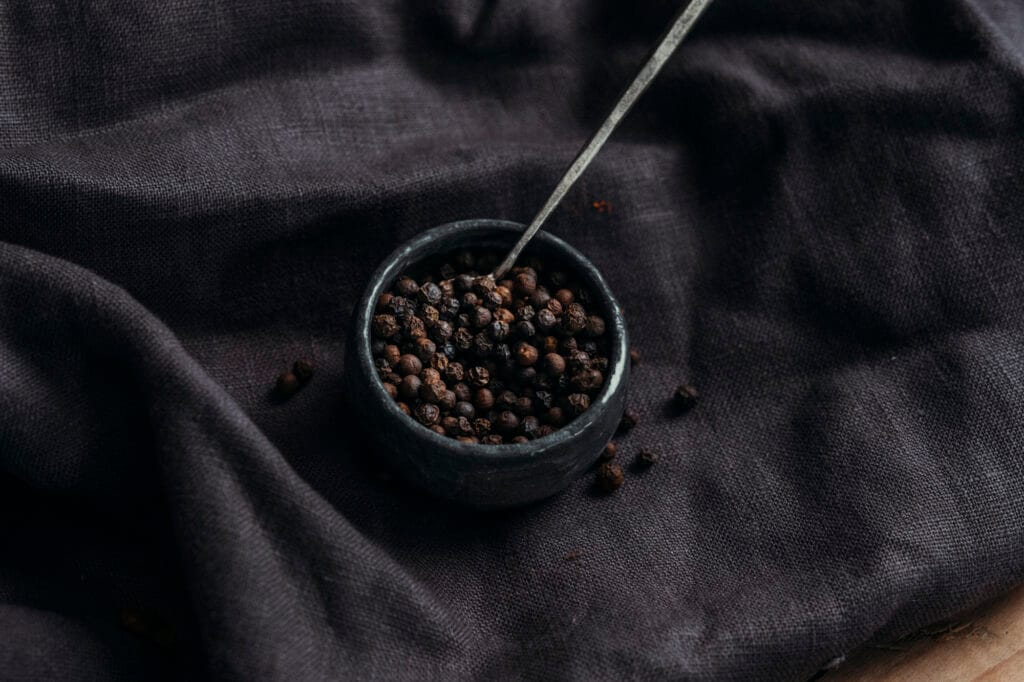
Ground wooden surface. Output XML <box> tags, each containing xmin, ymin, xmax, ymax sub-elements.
<box><xmin>823</xmin><ymin>584</ymin><xmax>1024</xmax><ymax>681</ymax></box>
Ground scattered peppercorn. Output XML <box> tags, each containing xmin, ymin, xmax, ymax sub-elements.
<box><xmin>673</xmin><ymin>384</ymin><xmax>699</xmax><ymax>412</ymax></box>
<box><xmin>596</xmin><ymin>462</ymin><xmax>624</xmax><ymax>492</ymax></box>
<box><xmin>618</xmin><ymin>408</ymin><xmax>639</xmax><ymax>434</ymax></box>
<box><xmin>275</xmin><ymin>371</ymin><xmax>301</xmax><ymax>399</ymax></box>
<box><xmin>369</xmin><ymin>250</ymin><xmax>612</xmax><ymax>444</ymax></box>
<box><xmin>636</xmin><ymin>448</ymin><xmax>659</xmax><ymax>467</ymax></box>
<box><xmin>293</xmin><ymin>359</ymin><xmax>314</xmax><ymax>383</ymax></box>
<box><xmin>600</xmin><ymin>442</ymin><xmax>617</xmax><ymax>462</ymax></box>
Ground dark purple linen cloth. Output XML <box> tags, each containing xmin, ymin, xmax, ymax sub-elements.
<box><xmin>2</xmin><ymin>1</ymin><xmax>1023</xmax><ymax>679</ymax></box>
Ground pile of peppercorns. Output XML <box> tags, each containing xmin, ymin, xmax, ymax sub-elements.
<box><xmin>370</xmin><ymin>250</ymin><xmax>610</xmax><ymax>445</ymax></box>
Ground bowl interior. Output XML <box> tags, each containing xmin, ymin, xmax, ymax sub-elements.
<box><xmin>355</xmin><ymin>219</ymin><xmax>628</xmax><ymax>462</ymax></box>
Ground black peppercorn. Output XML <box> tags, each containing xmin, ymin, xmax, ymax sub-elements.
<box><xmin>372</xmin><ymin>314</ymin><xmax>399</xmax><ymax>338</ymax></box>
<box><xmin>398</xmin><ymin>375</ymin><xmax>422</xmax><ymax>401</ymax></box>
<box><xmin>489</xmin><ymin>320</ymin><xmax>510</xmax><ymax>341</ymax></box>
<box><xmin>472</xmin><ymin>276</ymin><xmax>495</xmax><ymax>296</ymax></box>
<box><xmin>520</xmin><ymin>415</ymin><xmax>540</xmax><ymax>438</ymax></box>
<box><xmin>600</xmin><ymin>442</ymin><xmax>617</xmax><ymax>461</ymax></box>
<box><xmin>596</xmin><ymin>462</ymin><xmax>624</xmax><ymax>492</ymax></box>
<box><xmin>673</xmin><ymin>384</ymin><xmax>699</xmax><ymax>412</ymax></box>
<box><xmin>567</xmin><ymin>350</ymin><xmax>590</xmax><ymax>374</ymax></box>
<box><xmin>560</xmin><ymin>337</ymin><xmax>578</xmax><ymax>354</ymax></box>
<box><xmin>494</xmin><ymin>411</ymin><xmax>519</xmax><ymax>434</ymax></box>
<box><xmin>275</xmin><ymin>371</ymin><xmax>300</xmax><ymax>399</ymax></box>
<box><xmin>420</xmin><ymin>304</ymin><xmax>440</xmax><ymax>328</ymax></box>
<box><xmin>429</xmin><ymin>353</ymin><xmax>449</xmax><ymax>373</ymax></box>
<box><xmin>618</xmin><ymin>408</ymin><xmax>639</xmax><ymax>433</ymax></box>
<box><xmin>515</xmin><ymin>320</ymin><xmax>535</xmax><ymax>338</ymax></box>
<box><xmin>395</xmin><ymin>276</ymin><xmax>419</xmax><ymax>297</ymax></box>
<box><xmin>382</xmin><ymin>382</ymin><xmax>398</xmax><ymax>399</ymax></box>
<box><xmin>374</xmin><ymin>357</ymin><xmax>392</xmax><ymax>375</ymax></box>
<box><xmin>517</xmin><ymin>304</ymin><xmax>535</xmax><ymax>322</ymax></box>
<box><xmin>511</xmin><ymin>435</ymin><xmax>529</xmax><ymax>444</ymax></box>
<box><xmin>562</xmin><ymin>302</ymin><xmax>587</xmax><ymax>333</ymax></box>
<box><xmin>481</xmin><ymin>434</ymin><xmax>503</xmax><ymax>445</ymax></box>
<box><xmin>414</xmin><ymin>403</ymin><xmax>440</xmax><ymax>426</ymax></box>
<box><xmin>453</xmin><ymin>382</ymin><xmax>472</xmax><ymax>403</ymax></box>
<box><xmin>584</xmin><ymin>316</ymin><xmax>605</xmax><ymax>338</ymax></box>
<box><xmin>383</xmin><ymin>344</ymin><xmax>401</xmax><ymax>367</ymax></box>
<box><xmin>377</xmin><ymin>293</ymin><xmax>393</xmax><ymax>312</ymax></box>
<box><xmin>566</xmin><ymin>393</ymin><xmax>590</xmax><ymax>415</ymax></box>
<box><xmin>514</xmin><ymin>396</ymin><xmax>533</xmax><ymax>416</ymax></box>
<box><xmin>530</xmin><ymin>286</ymin><xmax>551</xmax><ymax>308</ymax></box>
<box><xmin>535</xmin><ymin>308</ymin><xmax>558</xmax><ymax>332</ymax></box>
<box><xmin>629</xmin><ymin>348</ymin><xmax>640</xmax><ymax>366</ymax></box>
<box><xmin>453</xmin><ymin>327</ymin><xmax>474</xmax><ymax>351</ymax></box>
<box><xmin>536</xmin><ymin>424</ymin><xmax>555</xmax><ymax>438</ymax></box>
<box><xmin>514</xmin><ymin>271</ymin><xmax>537</xmax><ymax>296</ymax></box>
<box><xmin>473</xmin><ymin>331</ymin><xmax>495</xmax><ymax>356</ymax></box>
<box><xmin>454</xmin><ymin>271</ymin><xmax>474</xmax><ymax>290</ymax></box>
<box><xmin>482</xmin><ymin>290</ymin><xmax>503</xmax><ymax>309</ymax></box>
<box><xmin>471</xmin><ymin>306</ymin><xmax>492</xmax><ymax>329</ymax></box>
<box><xmin>473</xmin><ymin>418</ymin><xmax>492</xmax><ymax>437</ymax></box>
<box><xmin>456</xmin><ymin>436</ymin><xmax>479</xmax><ymax>444</ymax></box>
<box><xmin>494</xmin><ymin>343</ymin><xmax>513</xmax><ymax>367</ymax></box>
<box><xmin>545</xmin><ymin>298</ymin><xmax>563</xmax><ymax>316</ymax></box>
<box><xmin>515</xmin><ymin>342</ymin><xmax>539</xmax><ymax>367</ymax></box>
<box><xmin>467</xmin><ymin>366</ymin><xmax>490</xmax><ymax>387</ymax></box>
<box><xmin>403</xmin><ymin>315</ymin><xmax>426</xmax><ymax>340</ymax></box>
<box><xmin>419</xmin><ymin>380</ymin><xmax>446</xmax><ymax>404</ymax></box>
<box><xmin>442</xmin><ymin>416</ymin><xmax>460</xmax><ymax>435</ymax></box>
<box><xmin>473</xmin><ymin>387</ymin><xmax>495</xmax><ymax>410</ymax></box>
<box><xmin>554</xmin><ymin>288</ymin><xmax>574</xmax><ymax>307</ymax></box>
<box><xmin>545</xmin><ymin>406</ymin><xmax>566</xmax><ymax>426</ymax></box>
<box><xmin>515</xmin><ymin>366</ymin><xmax>537</xmax><ymax>385</ymax></box>
<box><xmin>454</xmin><ymin>401</ymin><xmax>475</xmax><ymax>419</ymax></box>
<box><xmin>414</xmin><ymin>337</ymin><xmax>436</xmax><ymax>363</ymax></box>
<box><xmin>418</xmin><ymin>282</ymin><xmax>443</xmax><ymax>306</ymax></box>
<box><xmin>397</xmin><ymin>354</ymin><xmax>422</xmax><ymax>376</ymax></box>
<box><xmin>636</xmin><ymin>449</ymin><xmax>659</xmax><ymax>467</ymax></box>
<box><xmin>494</xmin><ymin>285</ymin><xmax>512</xmax><ymax>307</ymax></box>
<box><xmin>420</xmin><ymin>368</ymin><xmax>441</xmax><ymax>385</ymax></box>
<box><xmin>497</xmin><ymin>390</ymin><xmax>517</xmax><ymax>410</ymax></box>
<box><xmin>543</xmin><ymin>353</ymin><xmax>566</xmax><ymax>377</ymax></box>
<box><xmin>455</xmin><ymin>416</ymin><xmax>474</xmax><ymax>436</ymax></box>
<box><xmin>445</xmin><ymin>362</ymin><xmax>465</xmax><ymax>384</ymax></box>
<box><xmin>571</xmin><ymin>369</ymin><xmax>604</xmax><ymax>392</ymax></box>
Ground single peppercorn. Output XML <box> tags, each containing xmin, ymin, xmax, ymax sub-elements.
<box><xmin>566</xmin><ymin>393</ymin><xmax>590</xmax><ymax>415</ymax></box>
<box><xmin>414</xmin><ymin>337</ymin><xmax>436</xmax><ymax>363</ymax></box>
<box><xmin>420</xmin><ymin>304</ymin><xmax>440</xmax><ymax>328</ymax></box>
<box><xmin>490</xmin><ymin>320</ymin><xmax>510</xmax><ymax>341</ymax></box>
<box><xmin>562</xmin><ymin>302</ymin><xmax>587</xmax><ymax>333</ymax></box>
<box><xmin>481</xmin><ymin>434</ymin><xmax>503</xmax><ymax>445</ymax></box>
<box><xmin>382</xmin><ymin>382</ymin><xmax>398</xmax><ymax>399</ymax></box>
<box><xmin>473</xmin><ymin>387</ymin><xmax>495</xmax><ymax>410</ymax></box>
<box><xmin>571</xmin><ymin>368</ymin><xmax>604</xmax><ymax>392</ymax></box>
<box><xmin>472</xmin><ymin>276</ymin><xmax>495</xmax><ymax>296</ymax></box>
<box><xmin>494</xmin><ymin>411</ymin><xmax>520</xmax><ymax>435</ymax></box>
<box><xmin>419</xmin><ymin>380</ymin><xmax>446</xmax><ymax>404</ymax></box>
<box><xmin>515</xmin><ymin>320</ymin><xmax>535</xmax><ymax>338</ymax></box>
<box><xmin>430</xmin><ymin>425</ymin><xmax>447</xmax><ymax>436</ymax></box>
<box><xmin>429</xmin><ymin>352</ymin><xmax>449</xmax><ymax>373</ymax></box>
<box><xmin>473</xmin><ymin>418</ymin><xmax>492</xmax><ymax>437</ymax></box>
<box><xmin>397</xmin><ymin>354</ymin><xmax>422</xmax><ymax>376</ymax></box>
<box><xmin>377</xmin><ymin>293</ymin><xmax>393</xmax><ymax>312</ymax></box>
<box><xmin>471</xmin><ymin>306</ymin><xmax>492</xmax><ymax>329</ymax></box>
<box><xmin>535</xmin><ymin>308</ymin><xmax>558</xmax><ymax>332</ymax></box>
<box><xmin>554</xmin><ymin>288</ymin><xmax>574</xmax><ymax>307</ymax></box>
<box><xmin>383</xmin><ymin>344</ymin><xmax>401</xmax><ymax>367</ymax></box>
<box><xmin>275</xmin><ymin>371</ymin><xmax>301</xmax><ymax>399</ymax></box>
<box><xmin>530</xmin><ymin>286</ymin><xmax>551</xmax><ymax>308</ymax></box>
<box><xmin>600</xmin><ymin>442</ymin><xmax>617</xmax><ymax>461</ymax></box>
<box><xmin>473</xmin><ymin>331</ymin><xmax>495</xmax><ymax>356</ymax></box>
<box><xmin>456</xmin><ymin>436</ymin><xmax>479</xmax><ymax>444</ymax></box>
<box><xmin>414</xmin><ymin>403</ymin><xmax>440</xmax><ymax>426</ymax></box>
<box><xmin>514</xmin><ymin>271</ymin><xmax>537</xmax><ymax>296</ymax></box>
<box><xmin>516</xmin><ymin>366</ymin><xmax>538</xmax><ymax>385</ymax></box>
<box><xmin>453</xmin><ymin>327</ymin><xmax>474</xmax><ymax>350</ymax></box>
<box><xmin>453</xmin><ymin>382</ymin><xmax>472</xmax><ymax>402</ymax></box>
<box><xmin>420</xmin><ymin>368</ymin><xmax>441</xmax><ymax>385</ymax></box>
<box><xmin>454</xmin><ymin>401</ymin><xmax>475</xmax><ymax>419</ymax></box>
<box><xmin>596</xmin><ymin>462</ymin><xmax>624</xmax><ymax>492</ymax></box>
<box><xmin>585</xmin><ymin>316</ymin><xmax>606</xmax><ymax>338</ymax></box>
<box><xmin>398</xmin><ymin>375</ymin><xmax>422</xmax><ymax>401</ymax></box>
<box><xmin>636</xmin><ymin>449</ymin><xmax>659</xmax><ymax>467</ymax></box>
<box><xmin>618</xmin><ymin>408</ymin><xmax>639</xmax><ymax>433</ymax></box>
<box><xmin>543</xmin><ymin>353</ymin><xmax>566</xmax><ymax>377</ymax></box>
<box><xmin>372</xmin><ymin>314</ymin><xmax>399</xmax><ymax>338</ymax></box>
<box><xmin>293</xmin><ymin>359</ymin><xmax>314</xmax><ymax>383</ymax></box>
<box><xmin>545</xmin><ymin>406</ymin><xmax>566</xmax><ymax>426</ymax></box>
<box><xmin>511</xmin><ymin>436</ymin><xmax>529</xmax><ymax>444</ymax></box>
<box><xmin>515</xmin><ymin>342</ymin><xmax>539</xmax><ymax>367</ymax></box>
<box><xmin>520</xmin><ymin>415</ymin><xmax>540</xmax><ymax>438</ymax></box>
<box><xmin>628</xmin><ymin>348</ymin><xmax>640</xmax><ymax>366</ymax></box>
<box><xmin>536</xmin><ymin>424</ymin><xmax>555</xmax><ymax>438</ymax></box>
<box><xmin>494</xmin><ymin>307</ymin><xmax>515</xmax><ymax>324</ymax></box>
<box><xmin>395</xmin><ymin>276</ymin><xmax>419</xmax><ymax>297</ymax></box>
<box><xmin>545</xmin><ymin>298</ymin><xmax>564</xmax><ymax>316</ymax></box>
<box><xmin>673</xmin><ymin>384</ymin><xmax>699</xmax><ymax>412</ymax></box>
<box><xmin>467</xmin><ymin>366</ymin><xmax>490</xmax><ymax>387</ymax></box>
<box><xmin>404</xmin><ymin>316</ymin><xmax>427</xmax><ymax>341</ymax></box>
<box><xmin>418</xmin><ymin>282</ymin><xmax>443</xmax><ymax>306</ymax></box>
<box><xmin>494</xmin><ymin>285</ymin><xmax>513</xmax><ymax>306</ymax></box>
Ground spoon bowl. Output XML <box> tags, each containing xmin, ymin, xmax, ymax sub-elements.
<box><xmin>347</xmin><ymin>219</ymin><xmax>629</xmax><ymax>509</ymax></box>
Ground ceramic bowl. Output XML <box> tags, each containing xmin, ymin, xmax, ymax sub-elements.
<box><xmin>347</xmin><ymin>219</ymin><xmax>629</xmax><ymax>508</ymax></box>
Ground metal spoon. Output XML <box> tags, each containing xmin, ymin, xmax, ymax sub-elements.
<box><xmin>491</xmin><ymin>0</ymin><xmax>714</xmax><ymax>280</ymax></box>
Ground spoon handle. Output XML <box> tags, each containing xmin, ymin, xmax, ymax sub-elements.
<box><xmin>492</xmin><ymin>0</ymin><xmax>714</xmax><ymax>280</ymax></box>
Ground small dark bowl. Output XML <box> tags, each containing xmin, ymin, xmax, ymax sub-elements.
<box><xmin>347</xmin><ymin>219</ymin><xmax>629</xmax><ymax>509</ymax></box>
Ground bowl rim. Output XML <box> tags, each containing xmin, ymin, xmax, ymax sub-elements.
<box><xmin>355</xmin><ymin>218</ymin><xmax>629</xmax><ymax>464</ymax></box>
